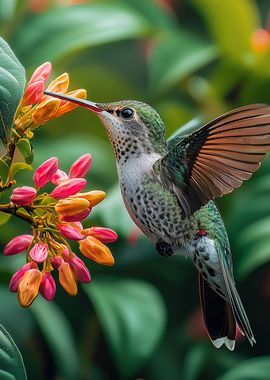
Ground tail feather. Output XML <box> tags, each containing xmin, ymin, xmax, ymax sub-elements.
<box><xmin>219</xmin><ymin>258</ymin><xmax>256</xmax><ymax>346</ymax></box>
<box><xmin>199</xmin><ymin>273</ymin><xmax>236</xmax><ymax>350</ymax></box>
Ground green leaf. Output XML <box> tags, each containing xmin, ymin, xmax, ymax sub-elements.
<box><xmin>11</xmin><ymin>162</ymin><xmax>32</xmax><ymax>177</ymax></box>
<box><xmin>0</xmin><ymin>38</ymin><xmax>25</xmax><ymax>145</ymax></box>
<box><xmin>148</xmin><ymin>31</ymin><xmax>217</xmax><ymax>92</ymax></box>
<box><xmin>84</xmin><ymin>277</ymin><xmax>166</xmax><ymax>377</ymax></box>
<box><xmin>191</xmin><ymin>0</ymin><xmax>259</xmax><ymax>60</ymax></box>
<box><xmin>0</xmin><ymin>323</ymin><xmax>27</xmax><ymax>380</ymax></box>
<box><xmin>0</xmin><ymin>211</ymin><xmax>11</xmax><ymax>226</ymax></box>
<box><xmin>218</xmin><ymin>356</ymin><xmax>270</xmax><ymax>380</ymax></box>
<box><xmin>17</xmin><ymin>139</ymin><xmax>33</xmax><ymax>164</ymax></box>
<box><xmin>11</xmin><ymin>2</ymin><xmax>151</xmax><ymax>66</ymax></box>
<box><xmin>31</xmin><ymin>298</ymin><xmax>79</xmax><ymax>380</ymax></box>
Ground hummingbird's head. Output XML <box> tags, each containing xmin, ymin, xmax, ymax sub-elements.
<box><xmin>44</xmin><ymin>91</ymin><xmax>167</xmax><ymax>161</ymax></box>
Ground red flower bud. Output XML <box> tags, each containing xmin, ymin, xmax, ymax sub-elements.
<box><xmin>39</xmin><ymin>272</ymin><xmax>56</xmax><ymax>301</ymax></box>
<box><xmin>33</xmin><ymin>157</ymin><xmax>58</xmax><ymax>187</ymax></box>
<box><xmin>83</xmin><ymin>226</ymin><xmax>118</xmax><ymax>243</ymax></box>
<box><xmin>51</xmin><ymin>178</ymin><xmax>87</xmax><ymax>199</ymax></box>
<box><xmin>69</xmin><ymin>154</ymin><xmax>92</xmax><ymax>178</ymax></box>
<box><xmin>4</xmin><ymin>234</ymin><xmax>33</xmax><ymax>256</ymax></box>
<box><xmin>10</xmin><ymin>186</ymin><xmax>37</xmax><ymax>205</ymax></box>
<box><xmin>29</xmin><ymin>243</ymin><xmax>48</xmax><ymax>263</ymax></box>
<box><xmin>61</xmin><ymin>208</ymin><xmax>91</xmax><ymax>222</ymax></box>
<box><xmin>52</xmin><ymin>169</ymin><xmax>69</xmax><ymax>185</ymax></box>
<box><xmin>58</xmin><ymin>223</ymin><xmax>84</xmax><ymax>240</ymax></box>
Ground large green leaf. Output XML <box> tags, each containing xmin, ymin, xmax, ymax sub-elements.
<box><xmin>0</xmin><ymin>38</ymin><xmax>25</xmax><ymax>145</ymax></box>
<box><xmin>218</xmin><ymin>357</ymin><xmax>270</xmax><ymax>380</ymax></box>
<box><xmin>148</xmin><ymin>31</ymin><xmax>217</xmax><ymax>92</ymax></box>
<box><xmin>84</xmin><ymin>277</ymin><xmax>166</xmax><ymax>377</ymax></box>
<box><xmin>0</xmin><ymin>324</ymin><xmax>27</xmax><ymax>380</ymax></box>
<box><xmin>191</xmin><ymin>0</ymin><xmax>259</xmax><ymax>60</ymax></box>
<box><xmin>11</xmin><ymin>2</ymin><xmax>151</xmax><ymax>66</ymax></box>
<box><xmin>31</xmin><ymin>298</ymin><xmax>79</xmax><ymax>380</ymax></box>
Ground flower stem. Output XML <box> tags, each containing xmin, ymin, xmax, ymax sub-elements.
<box><xmin>0</xmin><ymin>203</ymin><xmax>35</xmax><ymax>225</ymax></box>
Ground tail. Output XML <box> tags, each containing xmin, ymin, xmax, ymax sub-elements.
<box><xmin>198</xmin><ymin>268</ymin><xmax>256</xmax><ymax>350</ymax></box>
<box><xmin>199</xmin><ymin>273</ymin><xmax>236</xmax><ymax>350</ymax></box>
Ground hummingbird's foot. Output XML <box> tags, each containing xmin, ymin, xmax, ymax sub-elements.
<box><xmin>156</xmin><ymin>240</ymin><xmax>174</xmax><ymax>257</ymax></box>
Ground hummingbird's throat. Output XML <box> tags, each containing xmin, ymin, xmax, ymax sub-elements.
<box><xmin>44</xmin><ymin>90</ymin><xmax>103</xmax><ymax>113</ymax></box>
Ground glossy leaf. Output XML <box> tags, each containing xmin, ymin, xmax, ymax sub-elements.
<box><xmin>0</xmin><ymin>323</ymin><xmax>27</xmax><ymax>380</ymax></box>
<box><xmin>31</xmin><ymin>298</ymin><xmax>79</xmax><ymax>380</ymax></box>
<box><xmin>0</xmin><ymin>38</ymin><xmax>25</xmax><ymax>145</ymax></box>
<box><xmin>0</xmin><ymin>211</ymin><xmax>11</xmax><ymax>226</ymax></box>
<box><xmin>17</xmin><ymin>139</ymin><xmax>34</xmax><ymax>164</ymax></box>
<box><xmin>148</xmin><ymin>31</ymin><xmax>217</xmax><ymax>92</ymax></box>
<box><xmin>191</xmin><ymin>0</ymin><xmax>259</xmax><ymax>60</ymax></box>
<box><xmin>84</xmin><ymin>277</ymin><xmax>166</xmax><ymax>377</ymax></box>
<box><xmin>11</xmin><ymin>3</ymin><xmax>151</xmax><ymax>66</ymax></box>
<box><xmin>11</xmin><ymin>162</ymin><xmax>32</xmax><ymax>177</ymax></box>
<box><xmin>218</xmin><ymin>357</ymin><xmax>270</xmax><ymax>380</ymax></box>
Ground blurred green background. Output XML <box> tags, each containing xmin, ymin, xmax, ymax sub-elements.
<box><xmin>2</xmin><ymin>0</ymin><xmax>270</xmax><ymax>379</ymax></box>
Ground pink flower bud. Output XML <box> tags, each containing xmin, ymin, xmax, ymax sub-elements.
<box><xmin>61</xmin><ymin>208</ymin><xmax>91</xmax><ymax>222</ymax></box>
<box><xmin>29</xmin><ymin>62</ymin><xmax>52</xmax><ymax>84</ymax></box>
<box><xmin>71</xmin><ymin>255</ymin><xmax>91</xmax><ymax>283</ymax></box>
<box><xmin>10</xmin><ymin>186</ymin><xmax>37</xmax><ymax>206</ymax></box>
<box><xmin>22</xmin><ymin>80</ymin><xmax>45</xmax><ymax>106</ymax></box>
<box><xmin>61</xmin><ymin>247</ymin><xmax>90</xmax><ymax>282</ymax></box>
<box><xmin>50</xmin><ymin>178</ymin><xmax>87</xmax><ymax>199</ymax></box>
<box><xmin>84</xmin><ymin>227</ymin><xmax>118</xmax><ymax>243</ymax></box>
<box><xmin>9</xmin><ymin>262</ymin><xmax>38</xmax><ymax>292</ymax></box>
<box><xmin>33</xmin><ymin>157</ymin><xmax>58</xmax><ymax>187</ymax></box>
<box><xmin>52</xmin><ymin>169</ymin><xmax>69</xmax><ymax>185</ymax></box>
<box><xmin>4</xmin><ymin>234</ymin><xmax>33</xmax><ymax>256</ymax></box>
<box><xmin>69</xmin><ymin>154</ymin><xmax>92</xmax><ymax>178</ymax></box>
<box><xmin>39</xmin><ymin>272</ymin><xmax>56</xmax><ymax>301</ymax></box>
<box><xmin>29</xmin><ymin>243</ymin><xmax>48</xmax><ymax>263</ymax></box>
<box><xmin>58</xmin><ymin>223</ymin><xmax>84</xmax><ymax>240</ymax></box>
<box><xmin>51</xmin><ymin>256</ymin><xmax>64</xmax><ymax>269</ymax></box>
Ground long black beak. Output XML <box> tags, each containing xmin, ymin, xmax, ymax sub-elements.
<box><xmin>44</xmin><ymin>90</ymin><xmax>103</xmax><ymax>113</ymax></box>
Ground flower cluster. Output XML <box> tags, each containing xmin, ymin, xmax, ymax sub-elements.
<box><xmin>15</xmin><ymin>62</ymin><xmax>86</xmax><ymax>136</ymax></box>
<box><xmin>4</xmin><ymin>154</ymin><xmax>117</xmax><ymax>307</ymax></box>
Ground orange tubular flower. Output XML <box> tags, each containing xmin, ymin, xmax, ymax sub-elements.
<box><xmin>18</xmin><ymin>269</ymin><xmax>42</xmax><ymax>307</ymax></box>
<box><xmin>59</xmin><ymin>262</ymin><xmax>78</xmax><ymax>296</ymax></box>
<box><xmin>79</xmin><ymin>236</ymin><xmax>115</xmax><ymax>266</ymax></box>
<box><xmin>46</xmin><ymin>72</ymin><xmax>69</xmax><ymax>93</ymax></box>
<box><xmin>15</xmin><ymin>62</ymin><xmax>87</xmax><ymax>131</ymax></box>
<box><xmin>32</xmin><ymin>98</ymin><xmax>61</xmax><ymax>124</ymax></box>
<box><xmin>73</xmin><ymin>190</ymin><xmax>106</xmax><ymax>207</ymax></box>
<box><xmin>55</xmin><ymin>197</ymin><xmax>90</xmax><ymax>216</ymax></box>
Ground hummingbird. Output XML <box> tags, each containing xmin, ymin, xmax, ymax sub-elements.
<box><xmin>44</xmin><ymin>90</ymin><xmax>270</xmax><ymax>350</ymax></box>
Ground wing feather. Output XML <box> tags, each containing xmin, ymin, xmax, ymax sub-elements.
<box><xmin>158</xmin><ymin>104</ymin><xmax>270</xmax><ymax>215</ymax></box>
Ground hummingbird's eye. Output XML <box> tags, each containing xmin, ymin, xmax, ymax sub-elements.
<box><xmin>120</xmin><ymin>108</ymin><xmax>134</xmax><ymax>119</ymax></box>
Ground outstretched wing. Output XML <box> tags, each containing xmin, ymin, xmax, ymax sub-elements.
<box><xmin>156</xmin><ymin>104</ymin><xmax>270</xmax><ymax>215</ymax></box>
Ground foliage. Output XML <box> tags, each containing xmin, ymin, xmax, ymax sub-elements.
<box><xmin>0</xmin><ymin>0</ymin><xmax>270</xmax><ymax>379</ymax></box>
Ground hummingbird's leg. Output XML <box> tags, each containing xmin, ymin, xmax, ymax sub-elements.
<box><xmin>155</xmin><ymin>239</ymin><xmax>174</xmax><ymax>257</ymax></box>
